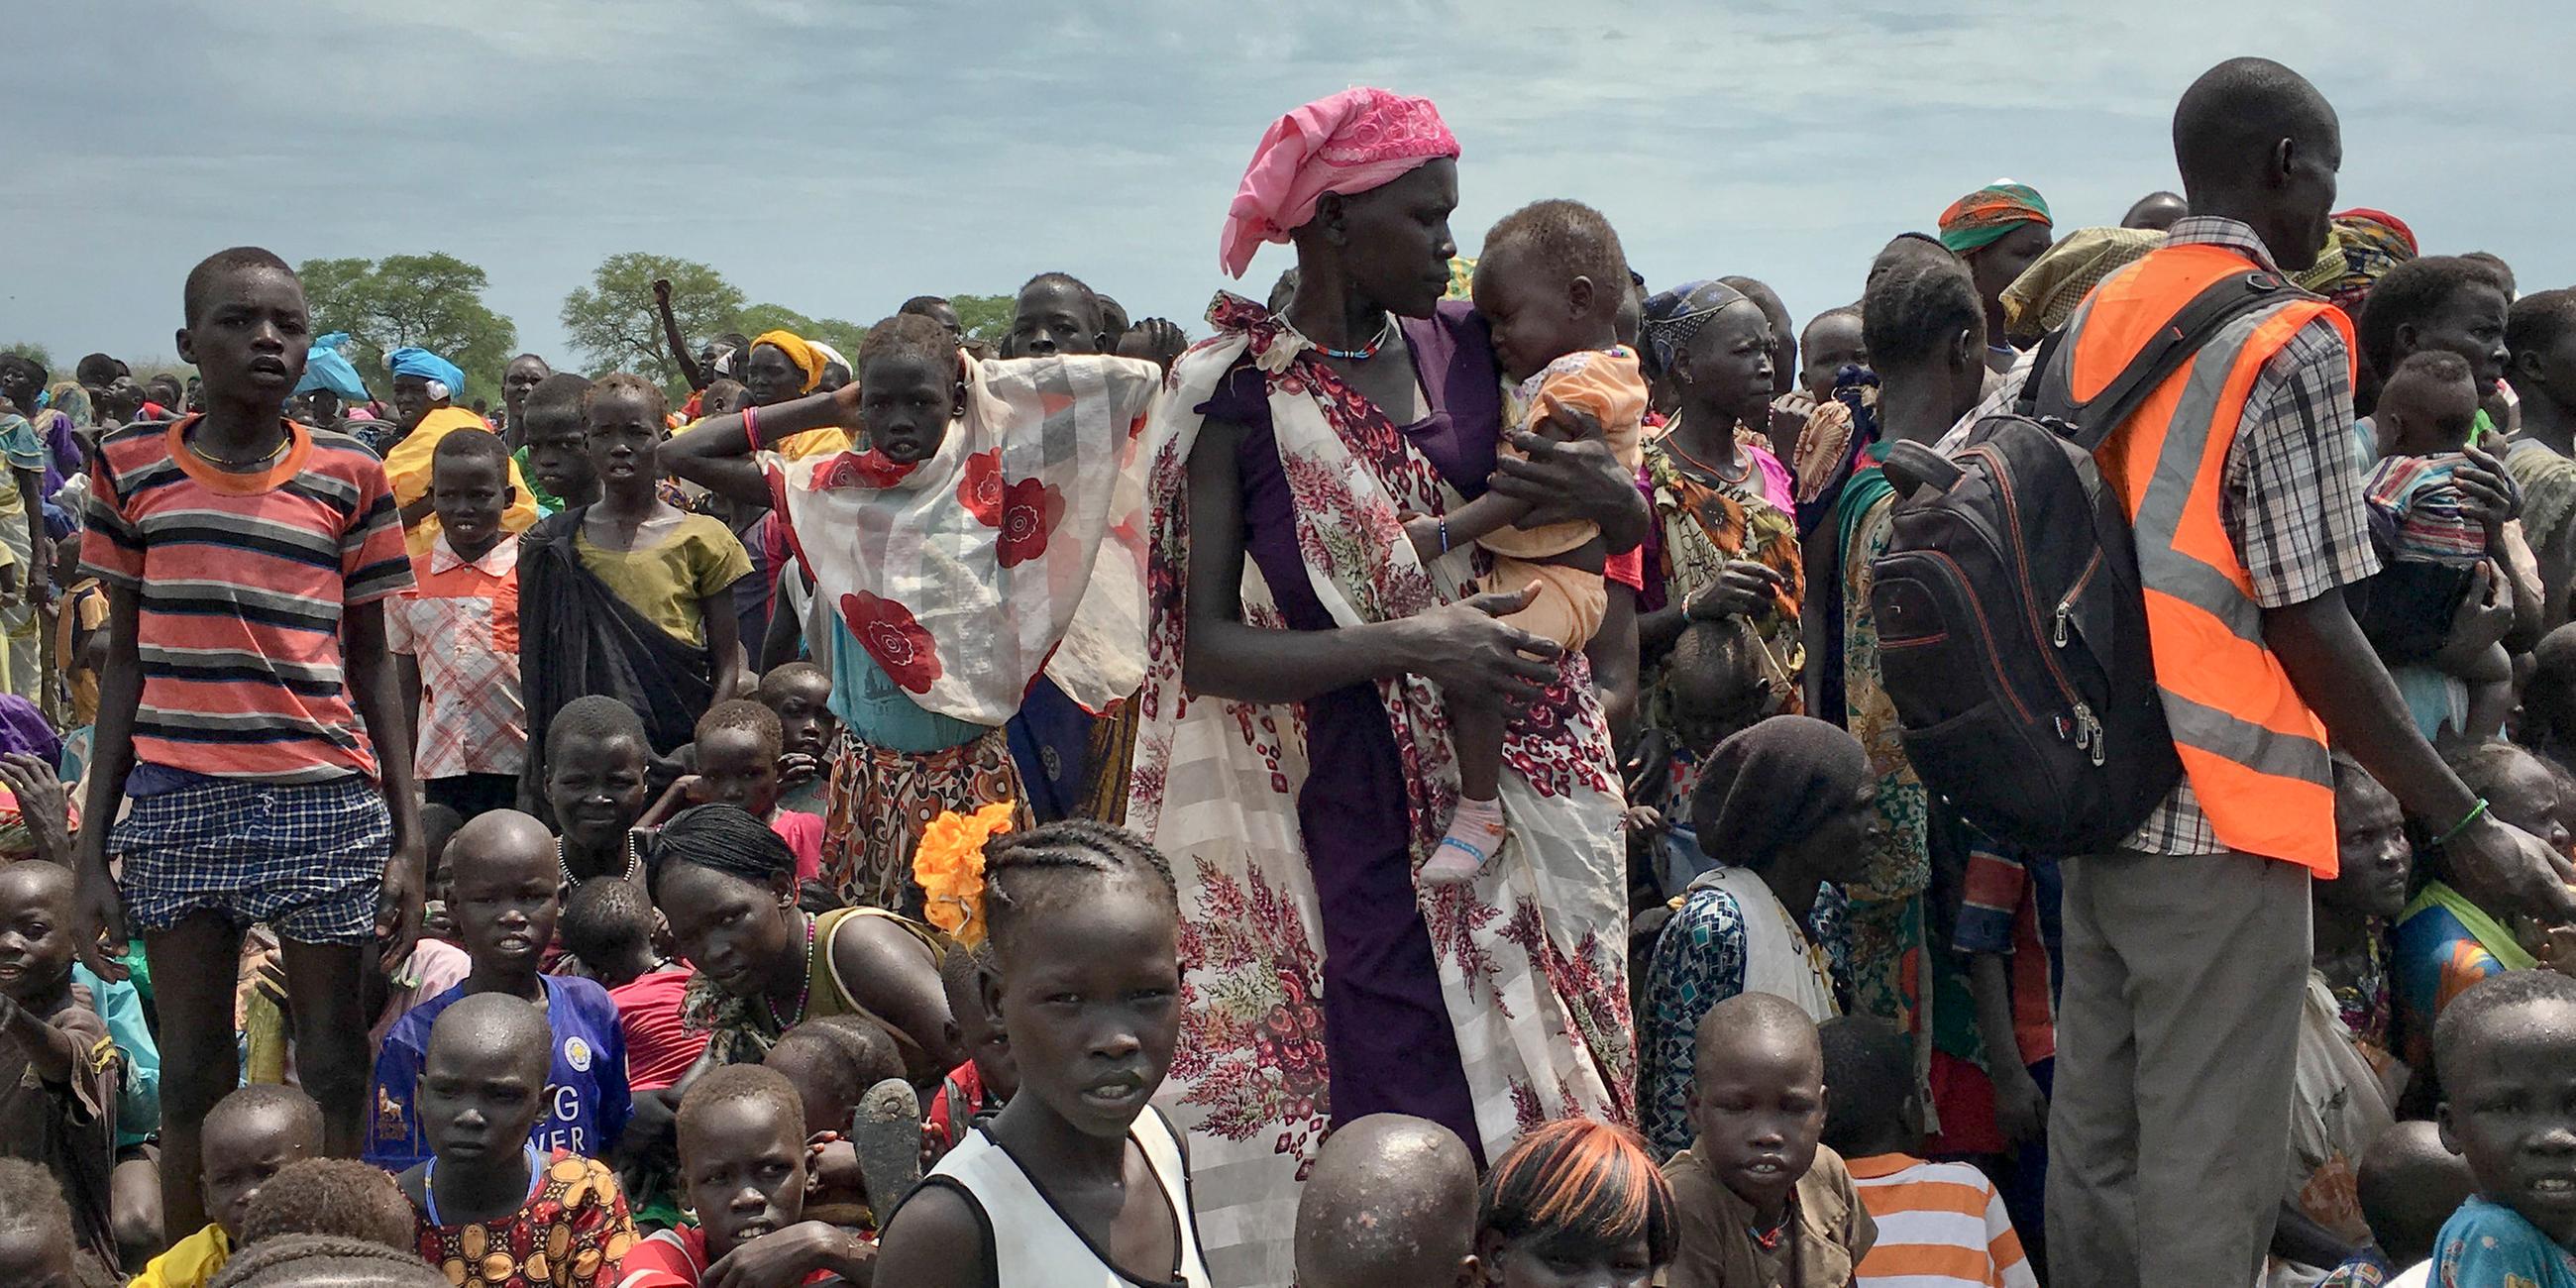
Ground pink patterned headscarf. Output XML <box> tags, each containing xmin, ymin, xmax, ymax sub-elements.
<box><xmin>1220</xmin><ymin>87</ymin><xmax>1460</xmax><ymax>279</ymax></box>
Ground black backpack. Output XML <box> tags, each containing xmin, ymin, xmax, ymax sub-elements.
<box><xmin>1868</xmin><ymin>269</ymin><xmax>2292</xmax><ymax>853</ymax></box>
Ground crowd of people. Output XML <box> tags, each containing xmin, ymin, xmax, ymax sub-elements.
<box><xmin>4</xmin><ymin>51</ymin><xmax>2576</xmax><ymax>1288</ymax></box>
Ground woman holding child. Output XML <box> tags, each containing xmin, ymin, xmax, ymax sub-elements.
<box><xmin>1120</xmin><ymin>87</ymin><xmax>1646</xmax><ymax>1284</ymax></box>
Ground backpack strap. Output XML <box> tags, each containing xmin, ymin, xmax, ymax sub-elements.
<box><xmin>2032</xmin><ymin>269</ymin><xmax>2297</xmax><ymax>452</ymax></box>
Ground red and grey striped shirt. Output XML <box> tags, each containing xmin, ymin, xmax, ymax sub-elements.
<box><xmin>81</xmin><ymin>416</ymin><xmax>414</xmax><ymax>784</ymax></box>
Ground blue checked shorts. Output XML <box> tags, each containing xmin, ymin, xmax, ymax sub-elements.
<box><xmin>112</xmin><ymin>775</ymin><xmax>392</xmax><ymax>945</ymax></box>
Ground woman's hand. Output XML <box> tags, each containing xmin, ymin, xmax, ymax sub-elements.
<box><xmin>1489</xmin><ymin>427</ymin><xmax>1649</xmax><ymax>546</ymax></box>
<box><xmin>777</xmin><ymin>752</ymin><xmax>823</xmax><ymax>790</ymax></box>
<box><xmin>2441</xmin><ymin>563</ymin><xmax>2516</xmax><ymax>662</ymax></box>
<box><xmin>705</xmin><ymin>1221</ymin><xmax>874</xmax><ymax>1288</ymax></box>
<box><xmin>2456</xmin><ymin>445</ymin><xmax>2521</xmax><ymax>538</ymax></box>
<box><xmin>1397</xmin><ymin>585</ymin><xmax>1562</xmax><ymax>708</ymax></box>
<box><xmin>0</xmin><ymin>753</ymin><xmax>70</xmax><ymax>866</ymax></box>
<box><xmin>1685</xmin><ymin>561</ymin><xmax>1785</xmax><ymax>622</ymax></box>
<box><xmin>1119</xmin><ymin>319</ymin><xmax>1189</xmax><ymax>374</ymax></box>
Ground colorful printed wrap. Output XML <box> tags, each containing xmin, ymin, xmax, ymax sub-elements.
<box><xmin>761</xmin><ymin>352</ymin><xmax>1162</xmax><ymax>726</ymax></box>
<box><xmin>1938</xmin><ymin>181</ymin><xmax>2052</xmax><ymax>255</ymax></box>
<box><xmin>1121</xmin><ymin>291</ymin><xmax>1633</xmax><ymax>1286</ymax></box>
<box><xmin>2298</xmin><ymin>208</ymin><xmax>2419</xmax><ymax>314</ymax></box>
<box><xmin>1219</xmin><ymin>87</ymin><xmax>1459</xmax><ymax>278</ymax></box>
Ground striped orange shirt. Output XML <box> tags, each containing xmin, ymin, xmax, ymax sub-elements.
<box><xmin>1847</xmin><ymin>1154</ymin><xmax>2036</xmax><ymax>1288</ymax></box>
<box><xmin>81</xmin><ymin>416</ymin><xmax>414</xmax><ymax>784</ymax></box>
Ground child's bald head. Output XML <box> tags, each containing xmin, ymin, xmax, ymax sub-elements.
<box><xmin>1694</xmin><ymin>991</ymin><xmax>1823</xmax><ymax>1079</ymax></box>
<box><xmin>1295</xmin><ymin>1115</ymin><xmax>1479</xmax><ymax>1288</ymax></box>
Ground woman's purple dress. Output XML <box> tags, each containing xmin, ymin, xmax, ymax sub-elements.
<box><xmin>1196</xmin><ymin>301</ymin><xmax>1504</xmax><ymax>1152</ymax></box>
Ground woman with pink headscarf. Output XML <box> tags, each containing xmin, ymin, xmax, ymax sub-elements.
<box><xmin>1123</xmin><ymin>87</ymin><xmax>1647</xmax><ymax>1284</ymax></box>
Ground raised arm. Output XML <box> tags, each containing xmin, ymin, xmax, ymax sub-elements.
<box><xmin>654</xmin><ymin>279</ymin><xmax>709</xmax><ymax>393</ymax></box>
<box><xmin>663</xmin><ymin>386</ymin><xmax>862</xmax><ymax>510</ymax></box>
<box><xmin>1181</xmin><ymin>417</ymin><xmax>1560</xmax><ymax>708</ymax></box>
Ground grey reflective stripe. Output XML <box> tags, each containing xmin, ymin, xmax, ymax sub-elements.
<box><xmin>2065</xmin><ymin>301</ymin><xmax>2296</xmax><ymax>641</ymax></box>
<box><xmin>2158</xmin><ymin>686</ymin><xmax>2332</xmax><ymax>788</ymax></box>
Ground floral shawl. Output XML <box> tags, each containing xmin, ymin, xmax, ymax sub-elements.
<box><xmin>1124</xmin><ymin>294</ymin><xmax>1633</xmax><ymax>1287</ymax></box>
<box><xmin>762</xmin><ymin>353</ymin><xmax>1163</xmax><ymax>726</ymax></box>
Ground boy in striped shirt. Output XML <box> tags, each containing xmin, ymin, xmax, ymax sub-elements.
<box><xmin>1822</xmin><ymin>1017</ymin><xmax>2036</xmax><ymax>1288</ymax></box>
<box><xmin>69</xmin><ymin>248</ymin><xmax>427</xmax><ymax>1245</ymax></box>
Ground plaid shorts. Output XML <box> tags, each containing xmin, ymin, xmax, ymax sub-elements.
<box><xmin>113</xmin><ymin>775</ymin><xmax>391</xmax><ymax>945</ymax></box>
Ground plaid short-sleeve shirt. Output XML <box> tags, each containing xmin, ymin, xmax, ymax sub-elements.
<box><xmin>386</xmin><ymin>532</ymin><xmax>525</xmax><ymax>780</ymax></box>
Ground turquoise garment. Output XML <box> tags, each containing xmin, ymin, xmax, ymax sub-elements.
<box><xmin>72</xmin><ymin>963</ymin><xmax>160</xmax><ymax>1147</ymax></box>
<box><xmin>2435</xmin><ymin>1196</ymin><xmax>2576</xmax><ymax>1286</ymax></box>
<box><xmin>827</xmin><ymin>615</ymin><xmax>986</xmax><ymax>753</ymax></box>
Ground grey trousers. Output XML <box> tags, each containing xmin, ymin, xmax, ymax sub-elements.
<box><xmin>2045</xmin><ymin>847</ymin><xmax>2311</xmax><ymax>1288</ymax></box>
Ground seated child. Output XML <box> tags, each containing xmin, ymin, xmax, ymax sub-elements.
<box><xmin>874</xmin><ymin>821</ymin><xmax>1211</xmax><ymax>1287</ymax></box>
<box><xmin>652</xmin><ymin>700</ymin><xmax>824</xmax><ymax>882</ymax></box>
<box><xmin>0</xmin><ymin>1158</ymin><xmax>116</xmax><ymax>1288</ymax></box>
<box><xmin>541</xmin><ymin>696</ymin><xmax>655</xmax><ymax>894</ymax></box>
<box><xmin>618</xmin><ymin>1065</ymin><xmax>874</xmax><ymax>1287</ymax></box>
<box><xmin>2397</xmin><ymin>741</ymin><xmax>2572</xmax><ymax>1071</ymax></box>
<box><xmin>766</xmin><ymin>1015</ymin><xmax>905</xmax><ymax>1231</ymax></box>
<box><xmin>924</xmin><ymin>937</ymin><xmax>1015</xmax><ymax>1160</ymax></box>
<box><xmin>1477</xmin><ymin>1118</ymin><xmax>1677</xmax><ymax>1288</ymax></box>
<box><xmin>2313</xmin><ymin>1121</ymin><xmax>2475</xmax><ymax>1286</ymax></box>
<box><xmin>394</xmin><ymin>994</ymin><xmax>637</xmax><ymax>1288</ymax></box>
<box><xmin>1293</xmin><ymin>1114</ymin><xmax>1480</xmax><ymax>1288</ymax></box>
<box><xmin>1410</xmin><ymin>199</ymin><xmax>1649</xmax><ymax>885</ymax></box>
<box><xmin>519</xmin><ymin>373</ymin><xmax>752</xmax><ymax>798</ymax></box>
<box><xmin>236</xmin><ymin>1157</ymin><xmax>417</xmax><ymax>1249</ymax></box>
<box><xmin>0</xmin><ymin>860</ymin><xmax>122</xmax><ymax>1275</ymax></box>
<box><xmin>130</xmin><ymin>1085</ymin><xmax>323</xmax><ymax>1288</ymax></box>
<box><xmin>757</xmin><ymin>663</ymin><xmax>839</xmax><ymax>817</ymax></box>
<box><xmin>369</xmin><ymin>810</ymin><xmax>632</xmax><ymax>1172</ymax></box>
<box><xmin>2429</xmin><ymin>971</ymin><xmax>2576</xmax><ymax>1286</ymax></box>
<box><xmin>559</xmin><ymin>879</ymin><xmax>705</xmax><ymax>1095</ymax></box>
<box><xmin>1664</xmin><ymin>993</ymin><xmax>1878</xmax><ymax>1288</ymax></box>
<box><xmin>1819</xmin><ymin>1017</ymin><xmax>2035</xmax><ymax>1288</ymax></box>
<box><xmin>389</xmin><ymin>428</ymin><xmax>527</xmax><ymax>820</ymax></box>
<box><xmin>1641</xmin><ymin>716</ymin><xmax>1874</xmax><ymax>1157</ymax></box>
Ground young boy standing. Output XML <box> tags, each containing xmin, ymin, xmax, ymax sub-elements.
<box><xmin>368</xmin><ymin>809</ymin><xmax>631</xmax><ymax>1173</ymax></box>
<box><xmin>1819</xmin><ymin>1018</ymin><xmax>2035</xmax><ymax>1288</ymax></box>
<box><xmin>1664</xmin><ymin>993</ymin><xmax>1878</xmax><ymax>1288</ymax></box>
<box><xmin>71</xmin><ymin>247</ymin><xmax>426</xmax><ymax>1244</ymax></box>
<box><xmin>390</xmin><ymin>428</ymin><xmax>526</xmax><ymax>819</ymax></box>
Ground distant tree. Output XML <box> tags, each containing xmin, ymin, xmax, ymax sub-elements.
<box><xmin>562</xmin><ymin>254</ymin><xmax>745</xmax><ymax>395</ymax></box>
<box><xmin>1</xmin><ymin>342</ymin><xmax>54</xmax><ymax>373</ymax></box>
<box><xmin>294</xmin><ymin>254</ymin><xmax>519</xmax><ymax>403</ymax></box>
<box><xmin>949</xmin><ymin>294</ymin><xmax>1016</xmax><ymax>349</ymax></box>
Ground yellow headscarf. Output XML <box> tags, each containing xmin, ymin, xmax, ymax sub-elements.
<box><xmin>751</xmin><ymin>331</ymin><xmax>824</xmax><ymax>392</ymax></box>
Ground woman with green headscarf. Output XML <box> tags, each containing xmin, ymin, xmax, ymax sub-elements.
<box><xmin>1938</xmin><ymin>181</ymin><xmax>2054</xmax><ymax>373</ymax></box>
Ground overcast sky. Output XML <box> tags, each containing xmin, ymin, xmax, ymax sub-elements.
<box><xmin>12</xmin><ymin>0</ymin><xmax>2571</xmax><ymax>376</ymax></box>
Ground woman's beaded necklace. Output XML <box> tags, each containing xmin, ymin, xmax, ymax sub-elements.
<box><xmin>1312</xmin><ymin>315</ymin><xmax>1396</xmax><ymax>362</ymax></box>
<box><xmin>1664</xmin><ymin>412</ymin><xmax>1754</xmax><ymax>483</ymax></box>
<box><xmin>557</xmin><ymin>831</ymin><xmax>641</xmax><ymax>890</ymax></box>
<box><xmin>765</xmin><ymin>912</ymin><xmax>817</xmax><ymax>1032</ymax></box>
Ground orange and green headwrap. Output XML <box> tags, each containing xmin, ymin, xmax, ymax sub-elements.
<box><xmin>751</xmin><ymin>330</ymin><xmax>824</xmax><ymax>392</ymax></box>
<box><xmin>1938</xmin><ymin>181</ymin><xmax>2053</xmax><ymax>255</ymax></box>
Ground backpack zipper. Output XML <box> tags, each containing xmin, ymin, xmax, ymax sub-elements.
<box><xmin>1977</xmin><ymin>443</ymin><xmax>2092</xmax><ymax>746</ymax></box>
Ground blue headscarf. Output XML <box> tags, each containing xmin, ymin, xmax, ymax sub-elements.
<box><xmin>384</xmin><ymin>347</ymin><xmax>465</xmax><ymax>402</ymax></box>
<box><xmin>1639</xmin><ymin>278</ymin><xmax>1751</xmax><ymax>376</ymax></box>
<box><xmin>294</xmin><ymin>332</ymin><xmax>372</xmax><ymax>401</ymax></box>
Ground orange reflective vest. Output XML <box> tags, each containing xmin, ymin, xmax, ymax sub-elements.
<box><xmin>2035</xmin><ymin>244</ymin><xmax>2353</xmax><ymax>874</ymax></box>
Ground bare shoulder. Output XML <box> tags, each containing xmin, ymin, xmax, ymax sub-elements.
<box><xmin>876</xmin><ymin>1179</ymin><xmax>991</xmax><ymax>1288</ymax></box>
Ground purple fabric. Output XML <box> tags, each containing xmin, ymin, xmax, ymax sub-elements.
<box><xmin>1192</xmin><ymin>299</ymin><xmax>1506</xmax><ymax>1154</ymax></box>
<box><xmin>0</xmin><ymin>696</ymin><xmax>59</xmax><ymax>763</ymax></box>
<box><xmin>33</xmin><ymin>410</ymin><xmax>79</xmax><ymax>499</ymax></box>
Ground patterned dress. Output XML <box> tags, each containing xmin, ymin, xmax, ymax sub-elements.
<box><xmin>1637</xmin><ymin>435</ymin><xmax>1806</xmax><ymax>741</ymax></box>
<box><xmin>1835</xmin><ymin>473</ymin><xmax>1931</xmax><ymax>1033</ymax></box>
<box><xmin>413</xmin><ymin>1148</ymin><xmax>636</xmax><ymax>1288</ymax></box>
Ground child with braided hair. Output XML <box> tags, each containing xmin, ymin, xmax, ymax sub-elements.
<box><xmin>876</xmin><ymin>817</ymin><xmax>1211</xmax><ymax>1288</ymax></box>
